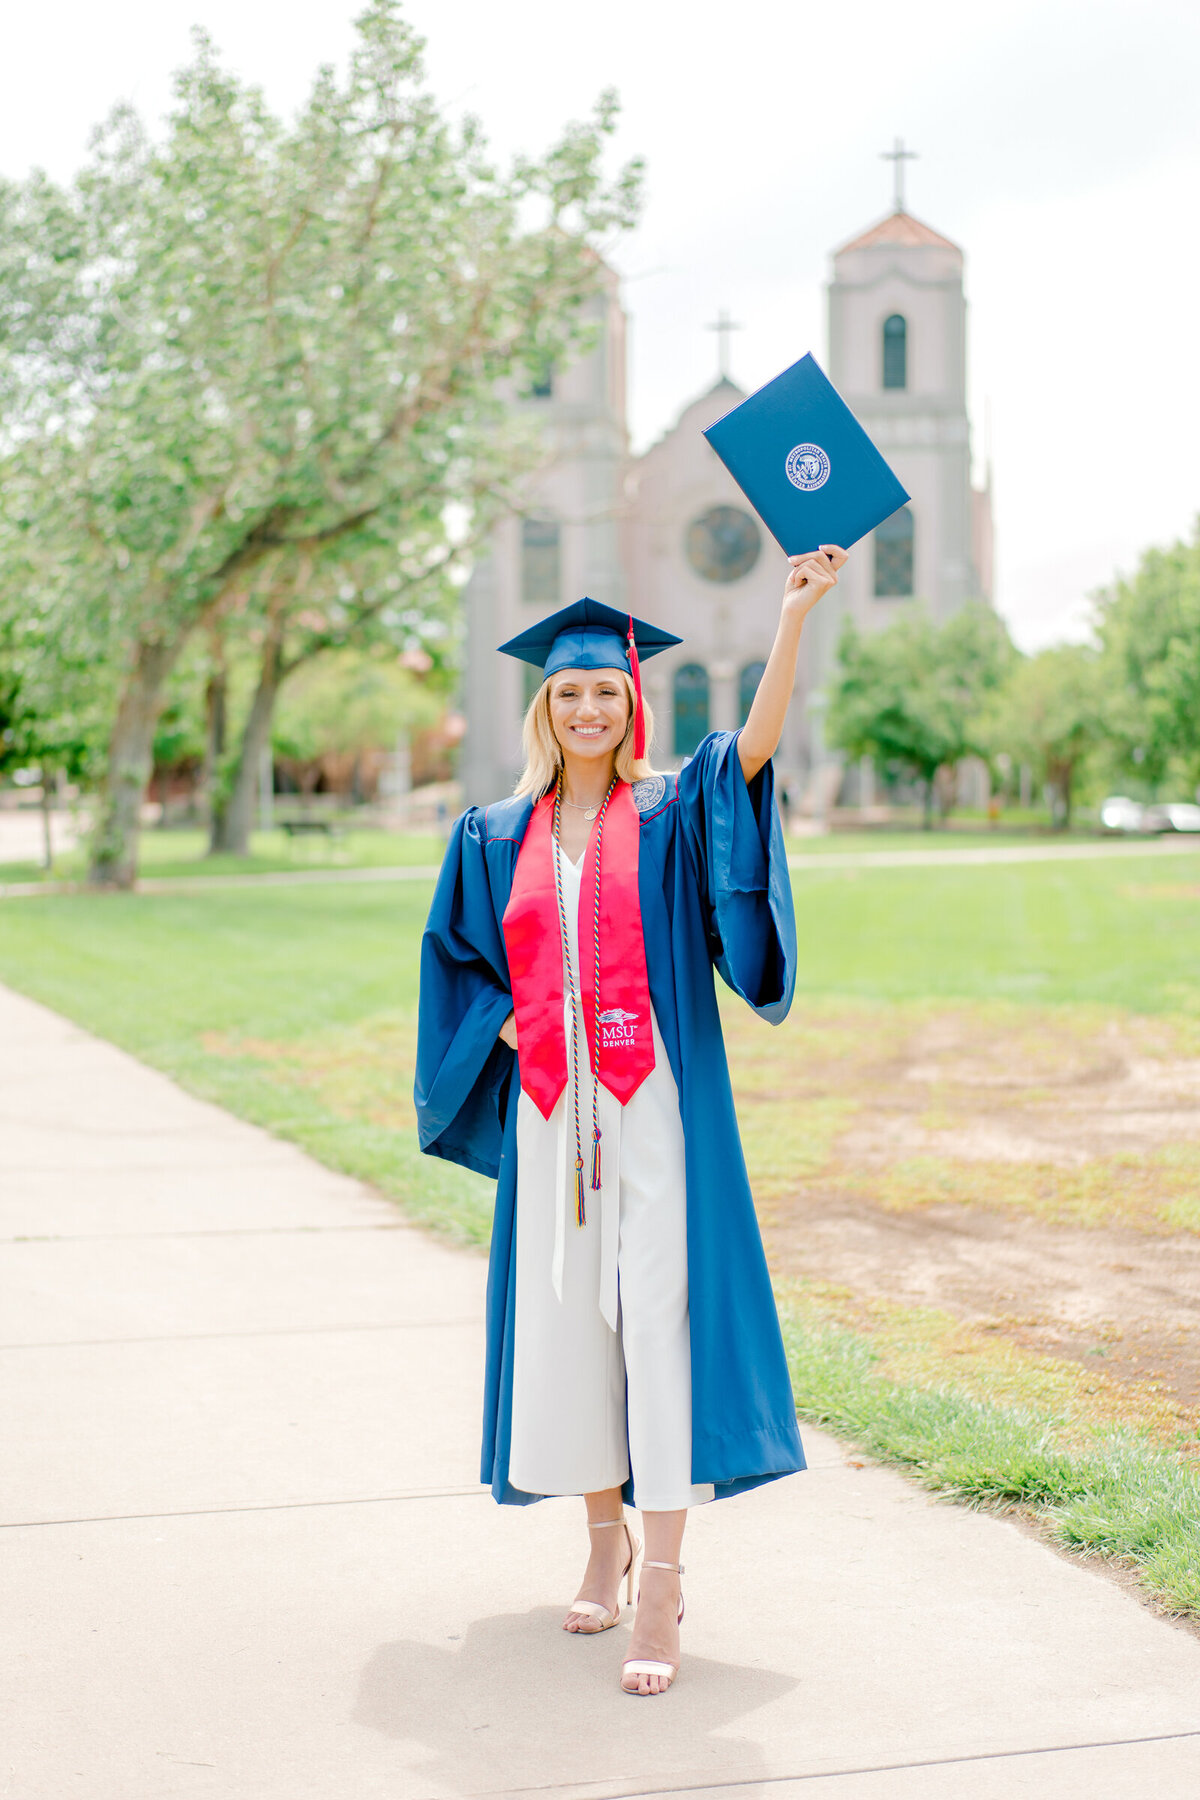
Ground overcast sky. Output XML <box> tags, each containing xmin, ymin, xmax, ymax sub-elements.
<box><xmin>3</xmin><ymin>0</ymin><xmax>1198</xmax><ymax>650</ymax></box>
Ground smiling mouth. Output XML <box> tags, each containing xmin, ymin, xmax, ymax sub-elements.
<box><xmin>570</xmin><ymin>724</ymin><xmax>608</xmax><ymax>736</ymax></box>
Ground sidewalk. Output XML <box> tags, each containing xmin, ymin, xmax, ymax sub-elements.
<box><xmin>3</xmin><ymin>830</ymin><xmax>1199</xmax><ymax>900</ymax></box>
<box><xmin>3</xmin><ymin>980</ymin><xmax>1199</xmax><ymax>1800</ymax></box>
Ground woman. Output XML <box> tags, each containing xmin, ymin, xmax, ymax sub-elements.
<box><xmin>415</xmin><ymin>544</ymin><xmax>846</xmax><ymax>1695</ymax></box>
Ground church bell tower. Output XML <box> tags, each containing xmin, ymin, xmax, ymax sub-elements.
<box><xmin>822</xmin><ymin>142</ymin><xmax>992</xmax><ymax>646</ymax></box>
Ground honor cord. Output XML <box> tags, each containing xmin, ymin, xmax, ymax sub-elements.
<box><xmin>552</xmin><ymin>774</ymin><xmax>618</xmax><ymax>1225</ymax></box>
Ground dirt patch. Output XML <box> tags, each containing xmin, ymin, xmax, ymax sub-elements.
<box><xmin>723</xmin><ymin>998</ymin><xmax>1200</xmax><ymax>1428</ymax></box>
<box><xmin>201</xmin><ymin>1015</ymin><xmax>417</xmax><ymax>1132</ymax></box>
<box><xmin>1121</xmin><ymin>883</ymin><xmax>1200</xmax><ymax>901</ymax></box>
<box><xmin>769</xmin><ymin>1198</ymin><xmax>1200</xmax><ymax>1427</ymax></box>
<box><xmin>846</xmin><ymin>1008</ymin><xmax>1200</xmax><ymax>1196</ymax></box>
<box><xmin>725</xmin><ymin>998</ymin><xmax>1200</xmax><ymax>1230</ymax></box>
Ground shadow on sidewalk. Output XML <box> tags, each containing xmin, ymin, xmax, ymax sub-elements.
<box><xmin>354</xmin><ymin>1606</ymin><xmax>797</xmax><ymax>1791</ymax></box>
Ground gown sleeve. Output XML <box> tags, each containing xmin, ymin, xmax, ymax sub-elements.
<box><xmin>414</xmin><ymin>808</ymin><xmax>517</xmax><ymax>1179</ymax></box>
<box><xmin>676</xmin><ymin>730</ymin><xmax>797</xmax><ymax>1024</ymax></box>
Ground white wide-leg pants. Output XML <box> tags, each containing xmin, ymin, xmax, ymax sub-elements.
<box><xmin>507</xmin><ymin>845</ymin><xmax>714</xmax><ymax>1511</ymax></box>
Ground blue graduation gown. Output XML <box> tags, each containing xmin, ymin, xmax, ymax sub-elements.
<box><xmin>414</xmin><ymin>731</ymin><xmax>806</xmax><ymax>1505</ymax></box>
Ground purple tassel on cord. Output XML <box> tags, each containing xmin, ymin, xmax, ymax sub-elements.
<box><xmin>574</xmin><ymin>1157</ymin><xmax>586</xmax><ymax>1227</ymax></box>
<box><xmin>590</xmin><ymin>1126</ymin><xmax>602</xmax><ymax>1192</ymax></box>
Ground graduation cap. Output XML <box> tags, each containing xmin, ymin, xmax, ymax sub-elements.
<box><xmin>704</xmin><ymin>352</ymin><xmax>910</xmax><ymax>555</ymax></box>
<box><xmin>498</xmin><ymin>597</ymin><xmax>681</xmax><ymax>761</ymax></box>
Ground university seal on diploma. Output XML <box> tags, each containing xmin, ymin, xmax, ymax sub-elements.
<box><xmin>785</xmin><ymin>443</ymin><xmax>831</xmax><ymax>492</ymax></box>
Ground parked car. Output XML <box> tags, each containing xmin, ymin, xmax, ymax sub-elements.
<box><xmin>1100</xmin><ymin>796</ymin><xmax>1144</xmax><ymax>832</ymax></box>
<box><xmin>1140</xmin><ymin>802</ymin><xmax>1200</xmax><ymax>834</ymax></box>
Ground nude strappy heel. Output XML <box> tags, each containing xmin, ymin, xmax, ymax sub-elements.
<box><xmin>622</xmin><ymin>1559</ymin><xmax>685</xmax><ymax>1694</ymax></box>
<box><xmin>564</xmin><ymin>1516</ymin><xmax>640</xmax><ymax>1634</ymax></box>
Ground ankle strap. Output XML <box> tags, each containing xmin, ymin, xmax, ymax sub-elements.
<box><xmin>587</xmin><ymin>1517</ymin><xmax>626</xmax><ymax>1529</ymax></box>
<box><xmin>642</xmin><ymin>1560</ymin><xmax>684</xmax><ymax>1574</ymax></box>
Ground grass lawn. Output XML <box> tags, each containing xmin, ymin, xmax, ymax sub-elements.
<box><xmin>0</xmin><ymin>824</ymin><xmax>446</xmax><ymax>887</ymax></box>
<box><xmin>2</xmin><ymin>847</ymin><xmax>1198</xmax><ymax>1615</ymax></box>
<box><xmin>0</xmin><ymin>813</ymin><xmax>1131</xmax><ymax>888</ymax></box>
<box><xmin>785</xmin><ymin>827</ymin><xmax>1104</xmax><ymax>856</ymax></box>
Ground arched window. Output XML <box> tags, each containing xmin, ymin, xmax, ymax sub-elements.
<box><xmin>521</xmin><ymin>518</ymin><xmax>560</xmax><ymax>606</ymax></box>
<box><xmin>874</xmin><ymin>504</ymin><xmax>914</xmax><ymax>597</ymax></box>
<box><xmin>738</xmin><ymin>660</ymin><xmax>767</xmax><ymax>727</ymax></box>
<box><xmin>673</xmin><ymin>663</ymin><xmax>710</xmax><ymax>758</ymax></box>
<box><xmin>525</xmin><ymin>352</ymin><xmax>555</xmax><ymax>399</ymax></box>
<box><xmin>882</xmin><ymin>314</ymin><xmax>907</xmax><ymax>390</ymax></box>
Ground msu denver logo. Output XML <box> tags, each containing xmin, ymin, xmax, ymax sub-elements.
<box><xmin>785</xmin><ymin>443</ymin><xmax>831</xmax><ymax>492</ymax></box>
<box><xmin>599</xmin><ymin>1007</ymin><xmax>639</xmax><ymax>1046</ymax></box>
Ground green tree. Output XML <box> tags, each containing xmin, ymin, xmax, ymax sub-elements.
<box><xmin>0</xmin><ymin>566</ymin><xmax>110</xmax><ymax>869</ymax></box>
<box><xmin>981</xmin><ymin>644</ymin><xmax>1106</xmax><ymax>829</ymax></box>
<box><xmin>205</xmin><ymin>528</ymin><xmax>461</xmax><ymax>853</ymax></box>
<box><xmin>826</xmin><ymin>604</ymin><xmax>1013</xmax><ymax>826</ymax></box>
<box><xmin>271</xmin><ymin>646</ymin><xmax>441</xmax><ymax>794</ymax></box>
<box><xmin>0</xmin><ymin>1</ymin><xmax>641</xmax><ymax>886</ymax></box>
<box><xmin>1096</xmin><ymin>520</ymin><xmax>1200</xmax><ymax>791</ymax></box>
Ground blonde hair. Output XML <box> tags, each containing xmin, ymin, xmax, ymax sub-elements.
<box><xmin>514</xmin><ymin>669</ymin><xmax>656</xmax><ymax>800</ymax></box>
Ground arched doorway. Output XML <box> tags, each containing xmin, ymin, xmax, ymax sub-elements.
<box><xmin>672</xmin><ymin>663</ymin><xmax>710</xmax><ymax>758</ymax></box>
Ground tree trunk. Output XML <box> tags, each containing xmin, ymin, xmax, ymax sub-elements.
<box><xmin>39</xmin><ymin>767</ymin><xmax>54</xmax><ymax>872</ymax></box>
<box><xmin>202</xmin><ymin>640</ymin><xmax>228</xmax><ymax>842</ymax></box>
<box><xmin>210</xmin><ymin>630</ymin><xmax>284</xmax><ymax>856</ymax></box>
<box><xmin>1049</xmin><ymin>760</ymin><xmax>1074</xmax><ymax>831</ymax></box>
<box><xmin>934</xmin><ymin>763</ymin><xmax>957</xmax><ymax>825</ymax></box>
<box><xmin>88</xmin><ymin>640</ymin><xmax>179</xmax><ymax>889</ymax></box>
<box><xmin>922</xmin><ymin>774</ymin><xmax>935</xmax><ymax>829</ymax></box>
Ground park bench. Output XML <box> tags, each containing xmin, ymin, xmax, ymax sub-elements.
<box><xmin>278</xmin><ymin>817</ymin><xmax>349</xmax><ymax>858</ymax></box>
<box><xmin>279</xmin><ymin>818</ymin><xmax>344</xmax><ymax>839</ymax></box>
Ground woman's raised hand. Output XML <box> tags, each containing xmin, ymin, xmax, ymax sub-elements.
<box><xmin>738</xmin><ymin>544</ymin><xmax>849</xmax><ymax>784</ymax></box>
<box><xmin>783</xmin><ymin>544</ymin><xmax>847</xmax><ymax>621</ymax></box>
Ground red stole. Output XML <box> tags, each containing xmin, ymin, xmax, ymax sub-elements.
<box><xmin>502</xmin><ymin>782</ymin><xmax>655</xmax><ymax>1122</ymax></box>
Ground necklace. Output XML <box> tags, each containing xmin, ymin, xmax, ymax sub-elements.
<box><xmin>551</xmin><ymin>772</ymin><xmax>618</xmax><ymax>1226</ymax></box>
<box><xmin>559</xmin><ymin>794</ymin><xmax>601</xmax><ymax>820</ymax></box>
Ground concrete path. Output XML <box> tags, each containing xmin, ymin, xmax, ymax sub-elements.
<box><xmin>0</xmin><ymin>806</ymin><xmax>78</xmax><ymax>866</ymax></box>
<box><xmin>3</xmin><ymin>829</ymin><xmax>1199</xmax><ymax>899</ymax></box>
<box><xmin>2</xmin><ymin>982</ymin><xmax>1199</xmax><ymax>1800</ymax></box>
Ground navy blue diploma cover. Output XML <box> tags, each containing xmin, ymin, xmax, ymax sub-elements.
<box><xmin>703</xmin><ymin>352</ymin><xmax>910</xmax><ymax>555</ymax></box>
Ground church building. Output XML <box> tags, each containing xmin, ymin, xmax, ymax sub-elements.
<box><xmin>460</xmin><ymin>181</ymin><xmax>994</xmax><ymax>807</ymax></box>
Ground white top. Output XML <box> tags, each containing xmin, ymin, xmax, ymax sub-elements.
<box><xmin>519</xmin><ymin>840</ymin><xmax>684</xmax><ymax>1331</ymax></box>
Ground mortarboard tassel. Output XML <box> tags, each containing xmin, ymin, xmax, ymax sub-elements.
<box><xmin>574</xmin><ymin>1155</ymin><xmax>586</xmax><ymax>1227</ymax></box>
<box><xmin>627</xmin><ymin>615</ymin><xmax>646</xmax><ymax>762</ymax></box>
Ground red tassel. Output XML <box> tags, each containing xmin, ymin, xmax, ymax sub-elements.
<box><xmin>627</xmin><ymin>615</ymin><xmax>646</xmax><ymax>762</ymax></box>
<box><xmin>590</xmin><ymin>1126</ymin><xmax>602</xmax><ymax>1192</ymax></box>
<box><xmin>574</xmin><ymin>1157</ymin><xmax>586</xmax><ymax>1227</ymax></box>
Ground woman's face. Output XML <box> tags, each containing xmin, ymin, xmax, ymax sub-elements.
<box><xmin>548</xmin><ymin>667</ymin><xmax>630</xmax><ymax>767</ymax></box>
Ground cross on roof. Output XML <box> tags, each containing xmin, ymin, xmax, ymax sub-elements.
<box><xmin>705</xmin><ymin>308</ymin><xmax>743</xmax><ymax>381</ymax></box>
<box><xmin>880</xmin><ymin>137</ymin><xmax>918</xmax><ymax>212</ymax></box>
